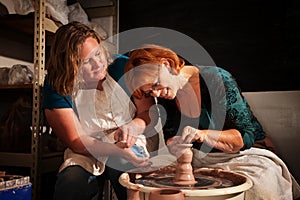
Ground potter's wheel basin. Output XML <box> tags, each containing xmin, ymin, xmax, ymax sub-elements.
<box><xmin>120</xmin><ymin>167</ymin><xmax>253</xmax><ymax>197</ymax></box>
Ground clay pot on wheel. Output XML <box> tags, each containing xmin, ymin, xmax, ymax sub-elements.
<box><xmin>149</xmin><ymin>188</ymin><xmax>184</xmax><ymax>200</ymax></box>
<box><xmin>173</xmin><ymin>144</ymin><xmax>197</xmax><ymax>185</ymax></box>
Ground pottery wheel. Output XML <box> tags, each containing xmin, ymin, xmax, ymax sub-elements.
<box><xmin>135</xmin><ymin>173</ymin><xmax>234</xmax><ymax>189</ymax></box>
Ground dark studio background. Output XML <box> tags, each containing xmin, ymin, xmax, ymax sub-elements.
<box><xmin>119</xmin><ymin>0</ymin><xmax>300</xmax><ymax>92</ymax></box>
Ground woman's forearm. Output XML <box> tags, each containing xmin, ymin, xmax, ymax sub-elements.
<box><xmin>73</xmin><ymin>135</ymin><xmax>118</xmax><ymax>156</ymax></box>
<box><xmin>196</xmin><ymin>129</ymin><xmax>244</xmax><ymax>153</ymax></box>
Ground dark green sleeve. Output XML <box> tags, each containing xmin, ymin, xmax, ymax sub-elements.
<box><xmin>218</xmin><ymin>67</ymin><xmax>266</xmax><ymax>149</ymax></box>
<box><xmin>199</xmin><ymin>66</ymin><xmax>266</xmax><ymax>150</ymax></box>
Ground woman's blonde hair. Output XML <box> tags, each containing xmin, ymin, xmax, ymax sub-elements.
<box><xmin>124</xmin><ymin>44</ymin><xmax>185</xmax><ymax>98</ymax></box>
<box><xmin>46</xmin><ymin>21</ymin><xmax>108</xmax><ymax>96</ymax></box>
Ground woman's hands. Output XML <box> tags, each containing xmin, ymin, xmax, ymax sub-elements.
<box><xmin>181</xmin><ymin>126</ymin><xmax>205</xmax><ymax>143</ymax></box>
<box><xmin>166</xmin><ymin>126</ymin><xmax>204</xmax><ymax>157</ymax></box>
<box><xmin>167</xmin><ymin>125</ymin><xmax>244</xmax><ymax>154</ymax></box>
<box><xmin>115</xmin><ymin>141</ymin><xmax>151</xmax><ymax>167</ymax></box>
<box><xmin>166</xmin><ymin>136</ymin><xmax>184</xmax><ymax>157</ymax></box>
<box><xmin>114</xmin><ymin>118</ymin><xmax>146</xmax><ymax>148</ymax></box>
<box><xmin>166</xmin><ymin>136</ymin><xmax>193</xmax><ymax>158</ymax></box>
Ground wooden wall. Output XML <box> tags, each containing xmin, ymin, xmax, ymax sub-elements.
<box><xmin>119</xmin><ymin>0</ymin><xmax>300</xmax><ymax>92</ymax></box>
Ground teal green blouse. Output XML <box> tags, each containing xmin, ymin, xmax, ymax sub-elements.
<box><xmin>158</xmin><ymin>66</ymin><xmax>266</xmax><ymax>151</ymax></box>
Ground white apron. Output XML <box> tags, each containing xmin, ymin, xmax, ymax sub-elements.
<box><xmin>59</xmin><ymin>74</ymin><xmax>148</xmax><ymax>175</ymax></box>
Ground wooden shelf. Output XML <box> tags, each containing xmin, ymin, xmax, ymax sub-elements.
<box><xmin>0</xmin><ymin>13</ymin><xmax>34</xmax><ymax>36</ymax></box>
<box><xmin>0</xmin><ymin>84</ymin><xmax>33</xmax><ymax>89</ymax></box>
<box><xmin>0</xmin><ymin>153</ymin><xmax>33</xmax><ymax>168</ymax></box>
<box><xmin>45</xmin><ymin>18</ymin><xmax>59</xmax><ymax>33</ymax></box>
<box><xmin>0</xmin><ymin>13</ymin><xmax>59</xmax><ymax>35</ymax></box>
<box><xmin>0</xmin><ymin>151</ymin><xmax>63</xmax><ymax>173</ymax></box>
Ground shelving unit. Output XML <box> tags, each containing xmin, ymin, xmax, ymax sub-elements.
<box><xmin>0</xmin><ymin>1</ymin><xmax>119</xmax><ymax>199</ymax></box>
<box><xmin>0</xmin><ymin>1</ymin><xmax>61</xmax><ymax>199</ymax></box>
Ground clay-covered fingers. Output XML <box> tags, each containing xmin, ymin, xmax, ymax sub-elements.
<box><xmin>115</xmin><ymin>141</ymin><xmax>128</xmax><ymax>148</ymax></box>
<box><xmin>166</xmin><ymin>136</ymin><xmax>182</xmax><ymax>156</ymax></box>
<box><xmin>115</xmin><ymin>121</ymin><xmax>143</xmax><ymax>148</ymax></box>
<box><xmin>114</xmin><ymin>129</ymin><xmax>129</xmax><ymax>147</ymax></box>
<box><xmin>114</xmin><ymin>128</ymin><xmax>125</xmax><ymax>142</ymax></box>
<box><xmin>166</xmin><ymin>136</ymin><xmax>180</xmax><ymax>146</ymax></box>
<box><xmin>126</xmin><ymin>133</ymin><xmax>138</xmax><ymax>147</ymax></box>
<box><xmin>182</xmin><ymin>126</ymin><xmax>199</xmax><ymax>143</ymax></box>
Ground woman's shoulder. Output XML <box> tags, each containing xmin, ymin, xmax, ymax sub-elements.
<box><xmin>181</xmin><ymin>65</ymin><xmax>200</xmax><ymax>79</ymax></box>
<box><xmin>183</xmin><ymin>65</ymin><xmax>199</xmax><ymax>72</ymax></box>
<box><xmin>43</xmin><ymin>78</ymin><xmax>73</xmax><ymax>109</ymax></box>
<box><xmin>198</xmin><ymin>66</ymin><xmax>235</xmax><ymax>82</ymax></box>
<box><xmin>198</xmin><ymin>65</ymin><xmax>230</xmax><ymax>74</ymax></box>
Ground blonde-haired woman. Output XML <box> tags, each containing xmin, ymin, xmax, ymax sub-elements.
<box><xmin>44</xmin><ymin>22</ymin><xmax>153</xmax><ymax>200</ymax></box>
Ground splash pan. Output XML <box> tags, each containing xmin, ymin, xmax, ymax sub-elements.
<box><xmin>120</xmin><ymin>167</ymin><xmax>253</xmax><ymax>199</ymax></box>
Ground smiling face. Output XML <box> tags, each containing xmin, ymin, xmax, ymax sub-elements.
<box><xmin>138</xmin><ymin>64</ymin><xmax>179</xmax><ymax>99</ymax></box>
<box><xmin>80</xmin><ymin>37</ymin><xmax>108</xmax><ymax>82</ymax></box>
<box><xmin>124</xmin><ymin>45</ymin><xmax>187</xmax><ymax>99</ymax></box>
